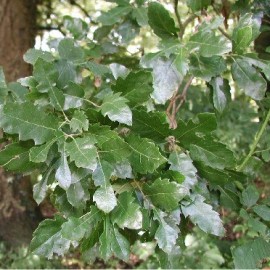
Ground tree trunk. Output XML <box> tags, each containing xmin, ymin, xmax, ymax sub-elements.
<box><xmin>0</xmin><ymin>0</ymin><xmax>41</xmax><ymax>247</ymax></box>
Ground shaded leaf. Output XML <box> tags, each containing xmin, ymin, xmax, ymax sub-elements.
<box><xmin>70</xmin><ymin>110</ymin><xmax>89</xmax><ymax>132</ymax></box>
<box><xmin>30</xmin><ymin>216</ymin><xmax>70</xmax><ymax>259</ymax></box>
<box><xmin>97</xmin><ymin>6</ymin><xmax>132</xmax><ymax>25</ymax></box>
<box><xmin>232</xmin><ymin>13</ymin><xmax>261</xmax><ymax>54</ymax></box>
<box><xmin>112</xmin><ymin>192</ymin><xmax>142</xmax><ymax>230</ymax></box>
<box><xmin>148</xmin><ymin>2</ymin><xmax>178</xmax><ymax>39</ymax></box>
<box><xmin>61</xmin><ymin>206</ymin><xmax>102</xmax><ymax>241</ymax></box>
<box><xmin>253</xmin><ymin>205</ymin><xmax>270</xmax><ymax>221</ymax></box>
<box><xmin>143</xmin><ymin>178</ymin><xmax>188</xmax><ymax>211</ymax></box>
<box><xmin>58</xmin><ymin>38</ymin><xmax>84</xmax><ymax>62</ymax></box>
<box><xmin>189</xmin><ymin>53</ymin><xmax>227</xmax><ymax>81</ymax></box>
<box><xmin>232</xmin><ymin>238</ymin><xmax>270</xmax><ymax>269</ymax></box>
<box><xmin>168</xmin><ymin>152</ymin><xmax>198</xmax><ymax>190</ymax></box>
<box><xmin>242</xmin><ymin>185</ymin><xmax>259</xmax><ymax>208</ymax></box>
<box><xmin>24</xmin><ymin>49</ymin><xmax>54</xmax><ymax>65</ymax></box>
<box><xmin>188</xmin><ymin>31</ymin><xmax>231</xmax><ymax>57</ymax></box>
<box><xmin>231</xmin><ymin>58</ymin><xmax>267</xmax><ymax>100</ymax></box>
<box><xmin>0</xmin><ymin>142</ymin><xmax>36</xmax><ymax>172</ymax></box>
<box><xmin>127</xmin><ymin>135</ymin><xmax>166</xmax><ymax>174</ymax></box>
<box><xmin>112</xmin><ymin>70</ymin><xmax>153</xmax><ymax>107</ymax></box>
<box><xmin>209</xmin><ymin>77</ymin><xmax>231</xmax><ymax>113</ymax></box>
<box><xmin>0</xmin><ymin>102</ymin><xmax>58</xmax><ymax>145</ymax></box>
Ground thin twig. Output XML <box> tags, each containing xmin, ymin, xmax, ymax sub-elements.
<box><xmin>218</xmin><ymin>26</ymin><xmax>231</xmax><ymax>40</ymax></box>
<box><xmin>180</xmin><ymin>14</ymin><xmax>197</xmax><ymax>38</ymax></box>
<box><xmin>237</xmin><ymin>108</ymin><xmax>270</xmax><ymax>171</ymax></box>
<box><xmin>174</xmin><ymin>0</ymin><xmax>183</xmax><ymax>37</ymax></box>
<box><xmin>68</xmin><ymin>0</ymin><xmax>90</xmax><ymax>18</ymax></box>
<box><xmin>166</xmin><ymin>77</ymin><xmax>194</xmax><ymax>129</ymax></box>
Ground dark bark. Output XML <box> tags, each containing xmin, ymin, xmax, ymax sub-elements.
<box><xmin>0</xmin><ymin>0</ymin><xmax>41</xmax><ymax>246</ymax></box>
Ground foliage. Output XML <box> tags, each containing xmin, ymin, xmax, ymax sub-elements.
<box><xmin>1</xmin><ymin>0</ymin><xmax>270</xmax><ymax>268</ymax></box>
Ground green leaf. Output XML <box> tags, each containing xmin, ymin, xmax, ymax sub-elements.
<box><xmin>182</xmin><ymin>194</ymin><xmax>225</xmax><ymax>236</ymax></box>
<box><xmin>143</xmin><ymin>178</ymin><xmax>187</xmax><ymax>211</ymax></box>
<box><xmin>188</xmin><ymin>31</ymin><xmax>231</xmax><ymax>57</ymax></box>
<box><xmin>173</xmin><ymin>113</ymin><xmax>217</xmax><ymax>148</ymax></box>
<box><xmin>195</xmin><ymin>163</ymin><xmax>245</xmax><ymax>185</ymax></box>
<box><xmin>90</xmin><ymin>124</ymin><xmax>131</xmax><ymax>163</ymax></box>
<box><xmin>132</xmin><ymin>7</ymin><xmax>148</xmax><ymax>26</ymax></box>
<box><xmin>111</xmin><ymin>192</ymin><xmax>142</xmax><ymax>230</ymax></box>
<box><xmin>101</xmin><ymin>92</ymin><xmax>132</xmax><ymax>126</ymax></box>
<box><xmin>70</xmin><ymin>110</ymin><xmax>89</xmax><ymax>132</ymax></box>
<box><xmin>63</xmin><ymin>16</ymin><xmax>88</xmax><ymax>39</ymax></box>
<box><xmin>61</xmin><ymin>206</ymin><xmax>101</xmax><ymax>241</ymax></box>
<box><xmin>127</xmin><ymin>135</ymin><xmax>166</xmax><ymax>174</ymax></box>
<box><xmin>113</xmin><ymin>161</ymin><xmax>133</xmax><ymax>179</ymax></box>
<box><xmin>58</xmin><ymin>38</ymin><xmax>84</xmax><ymax>62</ymax></box>
<box><xmin>189</xmin><ymin>140</ymin><xmax>235</xmax><ymax>170</ymax></box>
<box><xmin>141</xmin><ymin>57</ymin><xmax>182</xmax><ymax>104</ymax></box>
<box><xmin>131</xmin><ymin>109</ymin><xmax>170</xmax><ymax>142</ymax></box>
<box><xmin>153</xmin><ymin>209</ymin><xmax>180</xmax><ymax>253</ymax></box>
<box><xmin>232</xmin><ymin>13</ymin><xmax>261</xmax><ymax>54</ymax></box>
<box><xmin>33</xmin><ymin>167</ymin><xmax>54</xmax><ymax>205</ymax></box>
<box><xmin>30</xmin><ymin>216</ymin><xmax>70</xmax><ymax>259</ymax></box>
<box><xmin>100</xmin><ymin>217</ymin><xmax>130</xmax><ymax>261</ymax></box>
<box><xmin>189</xmin><ymin>53</ymin><xmax>227</xmax><ymax>81</ymax></box>
<box><xmin>97</xmin><ymin>6</ymin><xmax>132</xmax><ymax>25</ymax></box>
<box><xmin>66</xmin><ymin>180</ymin><xmax>90</xmax><ymax>209</ymax></box>
<box><xmin>7</xmin><ymin>82</ymin><xmax>28</xmax><ymax>103</ymax></box>
<box><xmin>187</xmin><ymin>0</ymin><xmax>211</xmax><ymax>11</ymax></box>
<box><xmin>55</xmin><ymin>153</ymin><xmax>72</xmax><ymax>190</ymax></box>
<box><xmin>242</xmin><ymin>185</ymin><xmax>259</xmax><ymax>208</ymax></box>
<box><xmin>232</xmin><ymin>238</ymin><xmax>270</xmax><ymax>269</ymax></box>
<box><xmin>66</xmin><ymin>136</ymin><xmax>97</xmax><ymax>170</ymax></box>
<box><xmin>168</xmin><ymin>152</ymin><xmax>198</xmax><ymax>190</ymax></box>
<box><xmin>0</xmin><ymin>102</ymin><xmax>58</xmax><ymax>145</ymax></box>
<box><xmin>30</xmin><ymin>138</ymin><xmax>57</xmax><ymax>163</ymax></box>
<box><xmin>209</xmin><ymin>77</ymin><xmax>231</xmax><ymax>113</ymax></box>
<box><xmin>148</xmin><ymin>2</ymin><xmax>178</xmax><ymax>39</ymax></box>
<box><xmin>0</xmin><ymin>142</ymin><xmax>36</xmax><ymax>172</ymax></box>
<box><xmin>115</xmin><ymin>20</ymin><xmax>139</xmax><ymax>44</ymax></box>
<box><xmin>109</xmin><ymin>63</ymin><xmax>129</xmax><ymax>79</ymax></box>
<box><xmin>48</xmin><ymin>87</ymin><xmax>65</xmax><ymax>111</ymax></box>
<box><xmin>253</xmin><ymin>205</ymin><xmax>270</xmax><ymax>221</ymax></box>
<box><xmin>23</xmin><ymin>49</ymin><xmax>54</xmax><ymax>65</ymax></box>
<box><xmin>93</xmin><ymin>159</ymin><xmax>114</xmax><ymax>186</ymax></box>
<box><xmin>56</xmin><ymin>60</ymin><xmax>77</xmax><ymax>88</ymax></box>
<box><xmin>0</xmin><ymin>67</ymin><xmax>7</xmax><ymax>104</ymax></box>
<box><xmin>112</xmin><ymin>70</ymin><xmax>153</xmax><ymax>107</ymax></box>
<box><xmin>86</xmin><ymin>61</ymin><xmax>111</xmax><ymax>76</ymax></box>
<box><xmin>231</xmin><ymin>58</ymin><xmax>267</xmax><ymax>100</ymax></box>
<box><xmin>63</xmin><ymin>82</ymin><xmax>85</xmax><ymax>110</ymax></box>
<box><xmin>93</xmin><ymin>184</ymin><xmax>117</xmax><ymax>213</ymax></box>
<box><xmin>33</xmin><ymin>59</ymin><xmax>58</xmax><ymax>93</ymax></box>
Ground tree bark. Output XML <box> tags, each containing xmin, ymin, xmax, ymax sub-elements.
<box><xmin>0</xmin><ymin>0</ymin><xmax>41</xmax><ymax>246</ymax></box>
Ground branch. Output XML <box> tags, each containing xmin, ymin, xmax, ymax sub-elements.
<box><xmin>67</xmin><ymin>0</ymin><xmax>98</xmax><ymax>24</ymax></box>
<box><xmin>237</xmin><ymin>108</ymin><xmax>270</xmax><ymax>171</ymax></box>
<box><xmin>179</xmin><ymin>14</ymin><xmax>197</xmax><ymax>38</ymax></box>
<box><xmin>166</xmin><ymin>76</ymin><xmax>194</xmax><ymax>129</ymax></box>
<box><xmin>174</xmin><ymin>0</ymin><xmax>183</xmax><ymax>37</ymax></box>
<box><xmin>218</xmin><ymin>26</ymin><xmax>231</xmax><ymax>40</ymax></box>
<box><xmin>68</xmin><ymin>0</ymin><xmax>90</xmax><ymax>18</ymax></box>
<box><xmin>37</xmin><ymin>25</ymin><xmax>66</xmax><ymax>36</ymax></box>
